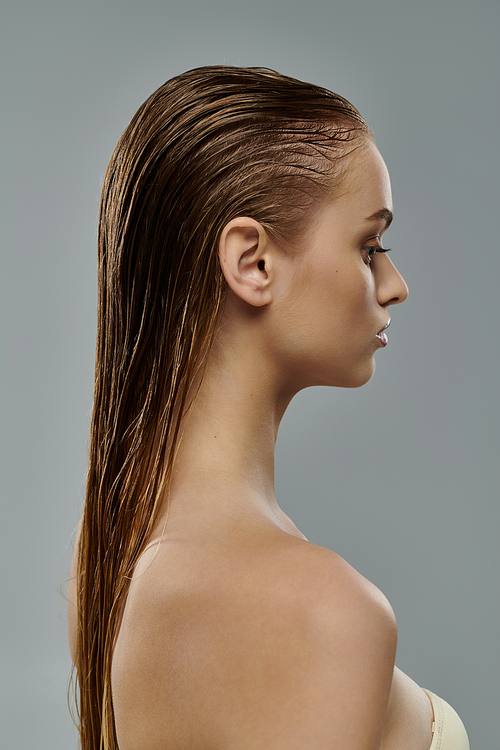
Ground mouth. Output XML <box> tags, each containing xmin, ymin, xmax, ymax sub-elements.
<box><xmin>375</xmin><ymin>318</ymin><xmax>391</xmax><ymax>347</ymax></box>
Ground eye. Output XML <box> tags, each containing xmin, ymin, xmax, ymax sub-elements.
<box><xmin>362</xmin><ymin>246</ymin><xmax>392</xmax><ymax>266</ymax></box>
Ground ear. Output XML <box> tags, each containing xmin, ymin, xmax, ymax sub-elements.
<box><xmin>218</xmin><ymin>217</ymin><xmax>274</xmax><ymax>307</ymax></box>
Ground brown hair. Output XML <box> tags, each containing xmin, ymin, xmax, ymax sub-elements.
<box><xmin>72</xmin><ymin>65</ymin><xmax>371</xmax><ymax>748</ymax></box>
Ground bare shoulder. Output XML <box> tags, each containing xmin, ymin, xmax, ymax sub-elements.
<box><xmin>234</xmin><ymin>538</ymin><xmax>398</xmax><ymax>748</ymax></box>
<box><xmin>273</xmin><ymin>538</ymin><xmax>396</xmax><ymax>626</ymax></box>
<box><xmin>195</xmin><ymin>537</ymin><xmax>398</xmax><ymax>749</ymax></box>
<box><xmin>250</xmin><ymin>536</ymin><xmax>397</xmax><ymax>655</ymax></box>
<box><xmin>271</xmin><ymin>537</ymin><xmax>397</xmax><ymax>666</ymax></box>
<box><xmin>113</xmin><ymin>535</ymin><xmax>398</xmax><ymax>749</ymax></box>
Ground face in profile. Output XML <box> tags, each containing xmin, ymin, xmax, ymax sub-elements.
<box><xmin>273</xmin><ymin>139</ymin><xmax>408</xmax><ymax>390</ymax></box>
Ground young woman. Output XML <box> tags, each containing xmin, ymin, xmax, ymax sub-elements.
<box><xmin>68</xmin><ymin>66</ymin><xmax>469</xmax><ymax>750</ymax></box>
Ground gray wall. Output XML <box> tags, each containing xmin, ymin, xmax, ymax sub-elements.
<box><xmin>2</xmin><ymin>0</ymin><xmax>498</xmax><ymax>747</ymax></box>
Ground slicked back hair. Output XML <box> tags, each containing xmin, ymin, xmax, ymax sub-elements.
<box><xmin>72</xmin><ymin>65</ymin><xmax>372</xmax><ymax>749</ymax></box>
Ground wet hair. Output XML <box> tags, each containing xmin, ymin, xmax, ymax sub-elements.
<box><xmin>72</xmin><ymin>65</ymin><xmax>371</xmax><ymax>748</ymax></box>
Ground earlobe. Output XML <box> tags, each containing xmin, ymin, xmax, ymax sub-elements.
<box><xmin>219</xmin><ymin>217</ymin><xmax>273</xmax><ymax>307</ymax></box>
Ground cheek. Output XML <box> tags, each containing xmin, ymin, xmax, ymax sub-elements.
<box><xmin>316</xmin><ymin>264</ymin><xmax>375</xmax><ymax>334</ymax></box>
<box><xmin>270</xmin><ymin>266</ymin><xmax>378</xmax><ymax>389</ymax></box>
<box><xmin>274</xmin><ymin>248</ymin><xmax>378</xmax><ymax>347</ymax></box>
<box><xmin>284</xmin><ymin>264</ymin><xmax>372</xmax><ymax>351</ymax></box>
<box><xmin>339</xmin><ymin>273</ymin><xmax>375</xmax><ymax>328</ymax></box>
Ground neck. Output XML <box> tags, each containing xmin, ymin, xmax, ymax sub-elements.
<box><xmin>161</xmin><ymin>319</ymin><xmax>299</xmax><ymax>537</ymax></box>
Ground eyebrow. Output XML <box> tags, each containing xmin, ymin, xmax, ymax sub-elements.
<box><xmin>365</xmin><ymin>208</ymin><xmax>393</xmax><ymax>229</ymax></box>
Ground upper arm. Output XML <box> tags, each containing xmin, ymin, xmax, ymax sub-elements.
<box><xmin>303</xmin><ymin>572</ymin><xmax>397</xmax><ymax>749</ymax></box>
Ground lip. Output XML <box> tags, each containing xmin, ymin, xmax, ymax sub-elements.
<box><xmin>375</xmin><ymin>318</ymin><xmax>391</xmax><ymax>347</ymax></box>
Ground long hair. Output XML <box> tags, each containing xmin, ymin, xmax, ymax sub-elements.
<box><xmin>73</xmin><ymin>65</ymin><xmax>371</xmax><ymax>749</ymax></box>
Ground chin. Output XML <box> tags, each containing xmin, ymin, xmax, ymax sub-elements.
<box><xmin>334</xmin><ymin>360</ymin><xmax>376</xmax><ymax>389</ymax></box>
<box><xmin>293</xmin><ymin>356</ymin><xmax>376</xmax><ymax>392</ymax></box>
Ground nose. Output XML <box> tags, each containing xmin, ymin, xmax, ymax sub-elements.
<box><xmin>375</xmin><ymin>254</ymin><xmax>408</xmax><ymax>307</ymax></box>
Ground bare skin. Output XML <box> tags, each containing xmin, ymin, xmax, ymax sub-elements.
<box><xmin>69</xmin><ymin>141</ymin><xmax>433</xmax><ymax>749</ymax></box>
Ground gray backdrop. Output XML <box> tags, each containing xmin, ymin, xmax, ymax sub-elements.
<box><xmin>2</xmin><ymin>0</ymin><xmax>498</xmax><ymax>747</ymax></box>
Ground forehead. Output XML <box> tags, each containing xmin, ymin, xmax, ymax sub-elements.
<box><xmin>298</xmin><ymin>141</ymin><xmax>392</xmax><ymax>244</ymax></box>
<box><xmin>339</xmin><ymin>140</ymin><xmax>392</xmax><ymax>210</ymax></box>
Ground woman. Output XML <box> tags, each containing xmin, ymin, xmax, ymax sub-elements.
<box><xmin>68</xmin><ymin>66</ymin><xmax>469</xmax><ymax>749</ymax></box>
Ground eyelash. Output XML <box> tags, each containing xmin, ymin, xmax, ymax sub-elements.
<box><xmin>362</xmin><ymin>246</ymin><xmax>392</xmax><ymax>266</ymax></box>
